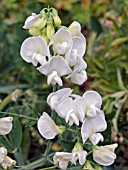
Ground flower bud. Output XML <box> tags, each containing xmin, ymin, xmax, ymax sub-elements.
<box><xmin>68</xmin><ymin>21</ymin><xmax>81</xmax><ymax>36</ymax></box>
<box><xmin>29</xmin><ymin>27</ymin><xmax>41</xmax><ymax>36</ymax></box>
<box><xmin>46</xmin><ymin>17</ymin><xmax>55</xmax><ymax>40</ymax></box>
<box><xmin>83</xmin><ymin>161</ymin><xmax>94</xmax><ymax>170</ymax></box>
<box><xmin>53</xmin><ymin>15</ymin><xmax>61</xmax><ymax>27</ymax></box>
<box><xmin>94</xmin><ymin>165</ymin><xmax>103</xmax><ymax>170</ymax></box>
<box><xmin>41</xmin><ymin>28</ymin><xmax>49</xmax><ymax>44</ymax></box>
<box><xmin>47</xmin><ymin>24</ymin><xmax>55</xmax><ymax>40</ymax></box>
<box><xmin>11</xmin><ymin>89</ymin><xmax>21</xmax><ymax>102</ymax></box>
<box><xmin>33</xmin><ymin>17</ymin><xmax>46</xmax><ymax>30</ymax></box>
<box><xmin>59</xmin><ymin>126</ymin><xmax>66</xmax><ymax>134</ymax></box>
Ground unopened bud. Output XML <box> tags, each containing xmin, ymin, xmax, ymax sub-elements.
<box><xmin>59</xmin><ymin>126</ymin><xmax>66</xmax><ymax>134</ymax></box>
<box><xmin>53</xmin><ymin>15</ymin><xmax>61</xmax><ymax>26</ymax></box>
<box><xmin>41</xmin><ymin>28</ymin><xmax>49</xmax><ymax>43</ymax></box>
<box><xmin>33</xmin><ymin>17</ymin><xmax>46</xmax><ymax>30</ymax></box>
<box><xmin>11</xmin><ymin>89</ymin><xmax>20</xmax><ymax>102</ymax></box>
<box><xmin>47</xmin><ymin>24</ymin><xmax>55</xmax><ymax>40</ymax></box>
<box><xmin>94</xmin><ymin>165</ymin><xmax>103</xmax><ymax>170</ymax></box>
<box><xmin>83</xmin><ymin>161</ymin><xmax>94</xmax><ymax>170</ymax></box>
<box><xmin>29</xmin><ymin>27</ymin><xmax>41</xmax><ymax>36</ymax></box>
<box><xmin>68</xmin><ymin>21</ymin><xmax>81</xmax><ymax>36</ymax></box>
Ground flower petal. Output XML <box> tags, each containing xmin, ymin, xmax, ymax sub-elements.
<box><xmin>83</xmin><ymin>91</ymin><xmax>102</xmax><ymax>109</ymax></box>
<box><xmin>89</xmin><ymin>133</ymin><xmax>104</xmax><ymax>145</ymax></box>
<box><xmin>0</xmin><ymin>147</ymin><xmax>7</xmax><ymax>163</ymax></box>
<box><xmin>56</xmin><ymin>98</ymin><xmax>73</xmax><ymax>118</ymax></box>
<box><xmin>37</xmin><ymin>56</ymin><xmax>72</xmax><ymax>76</ymax></box>
<box><xmin>20</xmin><ymin>36</ymin><xmax>50</xmax><ymax>64</ymax></box>
<box><xmin>0</xmin><ymin>117</ymin><xmax>13</xmax><ymax>135</ymax></box>
<box><xmin>93</xmin><ymin>147</ymin><xmax>117</xmax><ymax>166</ymax></box>
<box><xmin>81</xmin><ymin>118</ymin><xmax>93</xmax><ymax>143</ymax></box>
<box><xmin>37</xmin><ymin>112</ymin><xmax>60</xmax><ymax>139</ymax></box>
<box><xmin>47</xmin><ymin>88</ymin><xmax>72</xmax><ymax>110</ymax></box>
<box><xmin>91</xmin><ymin>111</ymin><xmax>107</xmax><ymax>132</ymax></box>
<box><xmin>23</xmin><ymin>13</ymin><xmax>40</xmax><ymax>29</ymax></box>
<box><xmin>49</xmin><ymin>28</ymin><xmax>72</xmax><ymax>53</ymax></box>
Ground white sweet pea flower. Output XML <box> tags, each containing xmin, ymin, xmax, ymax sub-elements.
<box><xmin>65</xmin><ymin>36</ymin><xmax>86</xmax><ymax>66</ymax></box>
<box><xmin>37</xmin><ymin>56</ymin><xmax>72</xmax><ymax>86</ymax></box>
<box><xmin>77</xmin><ymin>90</ymin><xmax>102</xmax><ymax>121</ymax></box>
<box><xmin>1</xmin><ymin>156</ymin><xmax>16</xmax><ymax>169</ymax></box>
<box><xmin>53</xmin><ymin>152</ymin><xmax>72</xmax><ymax>170</ymax></box>
<box><xmin>0</xmin><ymin>117</ymin><xmax>13</xmax><ymax>135</ymax></box>
<box><xmin>67</xmin><ymin>57</ymin><xmax>87</xmax><ymax>85</ymax></box>
<box><xmin>81</xmin><ymin>111</ymin><xmax>107</xmax><ymax>145</ymax></box>
<box><xmin>49</xmin><ymin>28</ymin><xmax>72</xmax><ymax>55</ymax></box>
<box><xmin>37</xmin><ymin>112</ymin><xmax>61</xmax><ymax>139</ymax></box>
<box><xmin>23</xmin><ymin>13</ymin><xmax>40</xmax><ymax>29</ymax></box>
<box><xmin>0</xmin><ymin>147</ymin><xmax>16</xmax><ymax>169</ymax></box>
<box><xmin>0</xmin><ymin>147</ymin><xmax>7</xmax><ymax>163</ymax></box>
<box><xmin>20</xmin><ymin>36</ymin><xmax>50</xmax><ymax>66</ymax></box>
<box><xmin>93</xmin><ymin>144</ymin><xmax>118</xmax><ymax>166</ymax></box>
<box><xmin>56</xmin><ymin>97</ymin><xmax>80</xmax><ymax>126</ymax></box>
<box><xmin>47</xmin><ymin>88</ymin><xmax>73</xmax><ymax>110</ymax></box>
<box><xmin>68</xmin><ymin>21</ymin><xmax>86</xmax><ymax>47</ymax></box>
<box><xmin>72</xmin><ymin>142</ymin><xmax>87</xmax><ymax>165</ymax></box>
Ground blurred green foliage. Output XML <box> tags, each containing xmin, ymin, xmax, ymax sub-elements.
<box><xmin>0</xmin><ymin>0</ymin><xmax>128</xmax><ymax>169</ymax></box>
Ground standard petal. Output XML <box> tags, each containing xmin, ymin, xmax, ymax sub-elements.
<box><xmin>23</xmin><ymin>13</ymin><xmax>40</xmax><ymax>29</ymax></box>
<box><xmin>71</xmin><ymin>70</ymin><xmax>87</xmax><ymax>85</ymax></box>
<box><xmin>104</xmin><ymin>143</ymin><xmax>118</xmax><ymax>152</ymax></box>
<box><xmin>47</xmin><ymin>88</ymin><xmax>72</xmax><ymax>110</ymax></box>
<box><xmin>83</xmin><ymin>91</ymin><xmax>102</xmax><ymax>109</ymax></box>
<box><xmin>93</xmin><ymin>148</ymin><xmax>116</xmax><ymax>166</ymax></box>
<box><xmin>20</xmin><ymin>36</ymin><xmax>50</xmax><ymax>64</ymax></box>
<box><xmin>81</xmin><ymin>118</ymin><xmax>93</xmax><ymax>143</ymax></box>
<box><xmin>72</xmin><ymin>37</ymin><xmax>85</xmax><ymax>58</ymax></box>
<box><xmin>37</xmin><ymin>56</ymin><xmax>72</xmax><ymax>76</ymax></box>
<box><xmin>56</xmin><ymin>98</ymin><xmax>73</xmax><ymax>118</ymax></box>
<box><xmin>49</xmin><ymin>28</ymin><xmax>72</xmax><ymax>51</ymax></box>
<box><xmin>0</xmin><ymin>117</ymin><xmax>13</xmax><ymax>135</ymax></box>
<box><xmin>37</xmin><ymin>112</ymin><xmax>60</xmax><ymax>139</ymax></box>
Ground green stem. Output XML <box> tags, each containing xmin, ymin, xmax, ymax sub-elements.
<box><xmin>21</xmin><ymin>157</ymin><xmax>45</xmax><ymax>170</ymax></box>
<box><xmin>76</xmin><ymin>126</ymin><xmax>80</xmax><ymax>142</ymax></box>
<box><xmin>38</xmin><ymin>165</ymin><xmax>57</xmax><ymax>170</ymax></box>
<box><xmin>0</xmin><ymin>95</ymin><xmax>11</xmax><ymax>111</ymax></box>
<box><xmin>67</xmin><ymin>128</ymin><xmax>76</xmax><ymax>133</ymax></box>
<box><xmin>0</xmin><ymin>111</ymin><xmax>37</xmax><ymax>121</ymax></box>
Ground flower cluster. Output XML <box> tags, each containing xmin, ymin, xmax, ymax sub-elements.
<box><xmin>20</xmin><ymin>7</ymin><xmax>118</xmax><ymax>170</ymax></box>
<box><xmin>0</xmin><ymin>117</ymin><xmax>16</xmax><ymax>169</ymax></box>
<box><xmin>38</xmin><ymin>89</ymin><xmax>118</xmax><ymax>169</ymax></box>
<box><xmin>20</xmin><ymin>8</ymin><xmax>87</xmax><ymax>86</ymax></box>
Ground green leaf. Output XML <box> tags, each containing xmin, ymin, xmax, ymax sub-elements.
<box><xmin>8</xmin><ymin>117</ymin><xmax>22</xmax><ymax>153</ymax></box>
<box><xmin>111</xmin><ymin>37</ymin><xmax>128</xmax><ymax>46</ymax></box>
<box><xmin>117</xmin><ymin>68</ymin><xmax>126</xmax><ymax>90</ymax></box>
